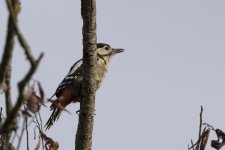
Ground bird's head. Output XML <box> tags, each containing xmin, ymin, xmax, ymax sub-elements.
<box><xmin>96</xmin><ymin>43</ymin><xmax>124</xmax><ymax>62</ymax></box>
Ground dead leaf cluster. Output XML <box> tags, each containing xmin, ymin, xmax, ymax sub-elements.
<box><xmin>23</xmin><ymin>81</ymin><xmax>45</xmax><ymax>114</ymax></box>
<box><xmin>189</xmin><ymin>122</ymin><xmax>225</xmax><ymax>150</ymax></box>
<box><xmin>34</xmin><ymin>131</ymin><xmax>59</xmax><ymax>150</ymax></box>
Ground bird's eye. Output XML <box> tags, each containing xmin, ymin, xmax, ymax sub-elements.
<box><xmin>105</xmin><ymin>46</ymin><xmax>109</xmax><ymax>50</ymax></box>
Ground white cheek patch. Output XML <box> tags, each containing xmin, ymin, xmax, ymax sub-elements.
<box><xmin>98</xmin><ymin>49</ymin><xmax>109</xmax><ymax>56</ymax></box>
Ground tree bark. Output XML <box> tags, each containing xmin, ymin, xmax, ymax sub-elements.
<box><xmin>75</xmin><ymin>0</ymin><xmax>97</xmax><ymax>150</ymax></box>
<box><xmin>0</xmin><ymin>0</ymin><xmax>19</xmax><ymax>149</ymax></box>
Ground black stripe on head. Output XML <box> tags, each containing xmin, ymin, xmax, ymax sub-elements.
<box><xmin>97</xmin><ymin>43</ymin><xmax>110</xmax><ymax>48</ymax></box>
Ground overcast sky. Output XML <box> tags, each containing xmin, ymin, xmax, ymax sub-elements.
<box><xmin>1</xmin><ymin>0</ymin><xmax>225</xmax><ymax>149</ymax></box>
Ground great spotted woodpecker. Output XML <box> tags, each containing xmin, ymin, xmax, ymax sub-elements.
<box><xmin>45</xmin><ymin>43</ymin><xmax>124</xmax><ymax>129</ymax></box>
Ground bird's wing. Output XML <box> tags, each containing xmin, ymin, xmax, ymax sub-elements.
<box><xmin>53</xmin><ymin>59</ymin><xmax>83</xmax><ymax>98</ymax></box>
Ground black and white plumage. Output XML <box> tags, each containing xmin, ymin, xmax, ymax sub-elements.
<box><xmin>54</xmin><ymin>59</ymin><xmax>83</xmax><ymax>98</ymax></box>
<box><xmin>45</xmin><ymin>43</ymin><xmax>124</xmax><ymax>129</ymax></box>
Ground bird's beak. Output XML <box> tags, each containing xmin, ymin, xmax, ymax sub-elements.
<box><xmin>112</xmin><ymin>48</ymin><xmax>124</xmax><ymax>55</ymax></box>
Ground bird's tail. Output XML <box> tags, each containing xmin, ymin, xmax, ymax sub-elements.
<box><xmin>45</xmin><ymin>103</ymin><xmax>62</xmax><ymax>130</ymax></box>
<box><xmin>45</xmin><ymin>95</ymin><xmax>77</xmax><ymax>130</ymax></box>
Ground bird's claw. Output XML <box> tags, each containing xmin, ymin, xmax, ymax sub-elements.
<box><xmin>76</xmin><ymin>110</ymin><xmax>80</xmax><ymax>114</ymax></box>
<box><xmin>75</xmin><ymin>109</ymin><xmax>96</xmax><ymax>115</ymax></box>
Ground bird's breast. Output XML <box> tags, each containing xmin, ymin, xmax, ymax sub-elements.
<box><xmin>96</xmin><ymin>59</ymin><xmax>108</xmax><ymax>89</ymax></box>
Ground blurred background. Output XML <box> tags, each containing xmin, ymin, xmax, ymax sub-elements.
<box><xmin>1</xmin><ymin>0</ymin><xmax>225</xmax><ymax>149</ymax></box>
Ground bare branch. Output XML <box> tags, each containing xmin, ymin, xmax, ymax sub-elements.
<box><xmin>196</xmin><ymin>106</ymin><xmax>203</xmax><ymax>150</ymax></box>
<box><xmin>191</xmin><ymin>140</ymin><xmax>195</xmax><ymax>150</ymax></box>
<box><xmin>0</xmin><ymin>1</ymin><xmax>20</xmax><ymax>148</ymax></box>
<box><xmin>0</xmin><ymin>0</ymin><xmax>18</xmax><ymax>85</ymax></box>
<box><xmin>0</xmin><ymin>0</ymin><xmax>44</xmax><ymax>134</ymax></box>
<box><xmin>16</xmin><ymin>117</ymin><xmax>26</xmax><ymax>150</ymax></box>
<box><xmin>1</xmin><ymin>17</ymin><xmax>14</xmax><ymax>116</ymax></box>
<box><xmin>6</xmin><ymin>0</ymin><xmax>38</xmax><ymax>65</ymax></box>
<box><xmin>0</xmin><ymin>53</ymin><xmax>43</xmax><ymax>134</ymax></box>
<box><xmin>25</xmin><ymin>114</ymin><xmax>29</xmax><ymax>150</ymax></box>
<box><xmin>10</xmin><ymin>116</ymin><xmax>20</xmax><ymax>144</ymax></box>
<box><xmin>37</xmin><ymin>111</ymin><xmax>45</xmax><ymax>150</ymax></box>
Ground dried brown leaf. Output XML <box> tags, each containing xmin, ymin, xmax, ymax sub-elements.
<box><xmin>0</xmin><ymin>82</ymin><xmax>7</xmax><ymax>92</ymax></box>
<box><xmin>26</xmin><ymin>92</ymin><xmax>41</xmax><ymax>113</ymax></box>
<box><xmin>200</xmin><ymin>128</ymin><xmax>210</xmax><ymax>150</ymax></box>
<box><xmin>34</xmin><ymin>137</ymin><xmax>41</xmax><ymax>150</ymax></box>
<box><xmin>49</xmin><ymin>141</ymin><xmax>59</xmax><ymax>150</ymax></box>
<box><xmin>23</xmin><ymin>86</ymin><xmax>33</xmax><ymax>100</ymax></box>
<box><xmin>39</xmin><ymin>131</ymin><xmax>59</xmax><ymax>150</ymax></box>
<box><xmin>37</xmin><ymin>81</ymin><xmax>45</xmax><ymax>103</ymax></box>
<box><xmin>8</xmin><ymin>143</ymin><xmax>16</xmax><ymax>150</ymax></box>
<box><xmin>211</xmin><ymin>140</ymin><xmax>225</xmax><ymax>150</ymax></box>
<box><xmin>21</xmin><ymin>109</ymin><xmax>32</xmax><ymax>117</ymax></box>
<box><xmin>0</xmin><ymin>139</ymin><xmax>16</xmax><ymax>150</ymax></box>
<box><xmin>188</xmin><ymin>127</ymin><xmax>211</xmax><ymax>150</ymax></box>
<box><xmin>215</xmin><ymin>129</ymin><xmax>225</xmax><ymax>141</ymax></box>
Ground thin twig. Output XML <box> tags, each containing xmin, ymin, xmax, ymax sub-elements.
<box><xmin>16</xmin><ymin>117</ymin><xmax>26</xmax><ymax>150</ymax></box>
<box><xmin>23</xmin><ymin>104</ymin><xmax>30</xmax><ymax>150</ymax></box>
<box><xmin>191</xmin><ymin>140</ymin><xmax>194</xmax><ymax>150</ymax></box>
<box><xmin>196</xmin><ymin>106</ymin><xmax>203</xmax><ymax>150</ymax></box>
<box><xmin>203</xmin><ymin>123</ymin><xmax>215</xmax><ymax>131</ymax></box>
<box><xmin>38</xmin><ymin>111</ymin><xmax>43</xmax><ymax>130</ymax></box>
<box><xmin>199</xmin><ymin>106</ymin><xmax>203</xmax><ymax>138</ymax></box>
<box><xmin>34</xmin><ymin>113</ymin><xmax>44</xmax><ymax>150</ymax></box>
<box><xmin>10</xmin><ymin>116</ymin><xmax>20</xmax><ymax>144</ymax></box>
<box><xmin>10</xmin><ymin>128</ymin><xmax>17</xmax><ymax>144</ymax></box>
<box><xmin>37</xmin><ymin>111</ymin><xmax>45</xmax><ymax>150</ymax></box>
<box><xmin>188</xmin><ymin>106</ymin><xmax>204</xmax><ymax>150</ymax></box>
<box><xmin>0</xmin><ymin>107</ymin><xmax>2</xmax><ymax>123</ymax></box>
<box><xmin>25</xmin><ymin>114</ymin><xmax>29</xmax><ymax>150</ymax></box>
<box><xmin>34</xmin><ymin>114</ymin><xmax>40</xmax><ymax>130</ymax></box>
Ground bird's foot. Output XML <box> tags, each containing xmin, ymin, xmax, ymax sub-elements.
<box><xmin>76</xmin><ymin>110</ymin><xmax>80</xmax><ymax>114</ymax></box>
<box><xmin>75</xmin><ymin>109</ymin><xmax>96</xmax><ymax>115</ymax></box>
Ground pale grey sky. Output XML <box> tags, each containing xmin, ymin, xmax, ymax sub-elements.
<box><xmin>1</xmin><ymin>0</ymin><xmax>225</xmax><ymax>149</ymax></box>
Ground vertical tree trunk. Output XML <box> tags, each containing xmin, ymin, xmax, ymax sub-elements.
<box><xmin>75</xmin><ymin>0</ymin><xmax>97</xmax><ymax>150</ymax></box>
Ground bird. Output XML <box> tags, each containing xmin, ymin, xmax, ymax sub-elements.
<box><xmin>45</xmin><ymin>43</ymin><xmax>124</xmax><ymax>129</ymax></box>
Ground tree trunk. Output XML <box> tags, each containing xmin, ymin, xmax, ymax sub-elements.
<box><xmin>75</xmin><ymin>0</ymin><xmax>97</xmax><ymax>150</ymax></box>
